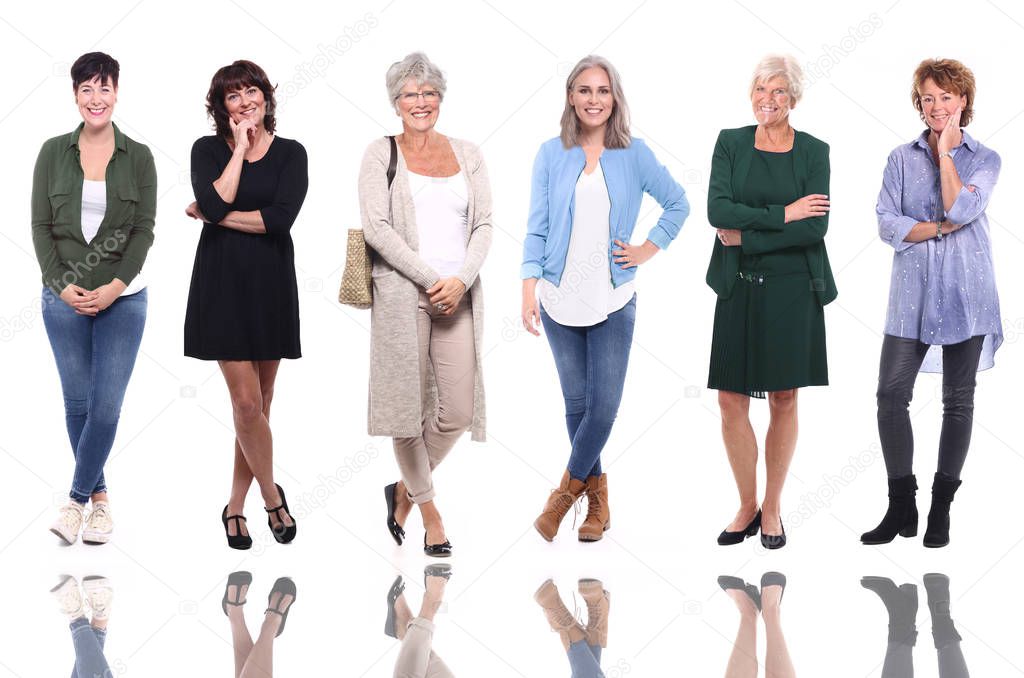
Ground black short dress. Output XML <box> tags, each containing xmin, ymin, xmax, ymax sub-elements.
<box><xmin>184</xmin><ymin>135</ymin><xmax>308</xmax><ymax>360</ymax></box>
<box><xmin>707</xmin><ymin>148</ymin><xmax>828</xmax><ymax>398</ymax></box>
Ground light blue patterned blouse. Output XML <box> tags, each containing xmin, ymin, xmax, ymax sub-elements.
<box><xmin>876</xmin><ymin>129</ymin><xmax>1002</xmax><ymax>372</ymax></box>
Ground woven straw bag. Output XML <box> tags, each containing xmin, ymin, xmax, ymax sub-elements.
<box><xmin>338</xmin><ymin>136</ymin><xmax>397</xmax><ymax>309</ymax></box>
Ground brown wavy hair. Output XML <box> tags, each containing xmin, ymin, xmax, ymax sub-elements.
<box><xmin>205</xmin><ymin>60</ymin><xmax>277</xmax><ymax>139</ymax></box>
<box><xmin>912</xmin><ymin>58</ymin><xmax>975</xmax><ymax>126</ymax></box>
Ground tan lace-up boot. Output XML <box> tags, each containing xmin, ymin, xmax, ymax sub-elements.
<box><xmin>578</xmin><ymin>474</ymin><xmax>610</xmax><ymax>542</ymax></box>
<box><xmin>578</xmin><ymin>578</ymin><xmax>610</xmax><ymax>647</ymax></box>
<box><xmin>534</xmin><ymin>579</ymin><xmax>585</xmax><ymax>651</ymax></box>
<box><xmin>534</xmin><ymin>471</ymin><xmax>586</xmax><ymax>542</ymax></box>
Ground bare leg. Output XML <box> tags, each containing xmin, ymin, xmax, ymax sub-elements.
<box><xmin>240</xmin><ymin>587</ymin><xmax>294</xmax><ymax>678</ymax></box>
<box><xmin>394</xmin><ymin>480</ymin><xmax>413</xmax><ymax>529</ymax></box>
<box><xmin>419</xmin><ymin>500</ymin><xmax>447</xmax><ymax>546</ymax></box>
<box><xmin>719</xmin><ymin>391</ymin><xmax>759</xmax><ymax>531</ymax></box>
<box><xmin>763</xmin><ymin>390</ymin><xmax>798</xmax><ymax>536</ymax></box>
<box><xmin>723</xmin><ymin>589</ymin><xmax>758</xmax><ymax>678</ymax></box>
<box><xmin>762</xmin><ymin>584</ymin><xmax>796</xmax><ymax>678</ymax></box>
<box><xmin>219</xmin><ymin>360</ymin><xmax>292</xmax><ymax>531</ymax></box>
<box><xmin>393</xmin><ymin>591</ymin><xmax>414</xmax><ymax>642</ymax></box>
<box><xmin>226</xmin><ymin>580</ymin><xmax>252</xmax><ymax>678</ymax></box>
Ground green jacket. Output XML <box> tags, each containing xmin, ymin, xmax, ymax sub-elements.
<box><xmin>704</xmin><ymin>125</ymin><xmax>836</xmax><ymax>305</ymax></box>
<box><xmin>31</xmin><ymin>123</ymin><xmax>157</xmax><ymax>295</ymax></box>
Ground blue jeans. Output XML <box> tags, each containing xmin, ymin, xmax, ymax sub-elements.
<box><xmin>541</xmin><ymin>295</ymin><xmax>636</xmax><ymax>481</ymax></box>
<box><xmin>567</xmin><ymin>641</ymin><xmax>604</xmax><ymax>678</ymax></box>
<box><xmin>42</xmin><ymin>288</ymin><xmax>147</xmax><ymax>503</ymax></box>
<box><xmin>70</xmin><ymin>617</ymin><xmax>110</xmax><ymax>678</ymax></box>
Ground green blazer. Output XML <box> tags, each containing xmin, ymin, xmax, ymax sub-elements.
<box><xmin>704</xmin><ymin>125</ymin><xmax>837</xmax><ymax>305</ymax></box>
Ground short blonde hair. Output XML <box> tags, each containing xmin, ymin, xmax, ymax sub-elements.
<box><xmin>560</xmin><ymin>55</ymin><xmax>631</xmax><ymax>149</ymax></box>
<box><xmin>749</xmin><ymin>54</ymin><xmax>804</xmax><ymax>104</ymax></box>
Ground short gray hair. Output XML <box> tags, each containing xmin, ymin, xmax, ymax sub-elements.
<box><xmin>749</xmin><ymin>54</ymin><xmax>804</xmax><ymax>104</ymax></box>
<box><xmin>560</xmin><ymin>55</ymin><xmax>631</xmax><ymax>149</ymax></box>
<box><xmin>386</xmin><ymin>52</ymin><xmax>447</xmax><ymax>111</ymax></box>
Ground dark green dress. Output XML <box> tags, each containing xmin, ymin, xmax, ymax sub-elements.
<box><xmin>708</xmin><ymin>149</ymin><xmax>828</xmax><ymax>397</ymax></box>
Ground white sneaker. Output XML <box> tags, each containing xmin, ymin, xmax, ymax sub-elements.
<box><xmin>50</xmin><ymin>575</ymin><xmax>86</xmax><ymax>620</ymax></box>
<box><xmin>82</xmin><ymin>502</ymin><xmax>113</xmax><ymax>545</ymax></box>
<box><xmin>82</xmin><ymin>576</ymin><xmax>113</xmax><ymax>621</ymax></box>
<box><xmin>50</xmin><ymin>502</ymin><xmax>86</xmax><ymax>544</ymax></box>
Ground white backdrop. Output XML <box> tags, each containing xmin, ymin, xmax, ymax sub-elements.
<box><xmin>1</xmin><ymin>0</ymin><xmax>1022</xmax><ymax>675</ymax></box>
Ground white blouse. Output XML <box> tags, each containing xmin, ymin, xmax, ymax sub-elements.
<box><xmin>538</xmin><ymin>164</ymin><xmax>634</xmax><ymax>326</ymax></box>
<box><xmin>408</xmin><ymin>170</ymin><xmax>469</xmax><ymax>279</ymax></box>
<box><xmin>81</xmin><ymin>180</ymin><xmax>146</xmax><ymax>296</ymax></box>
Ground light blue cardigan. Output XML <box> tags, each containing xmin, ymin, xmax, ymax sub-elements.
<box><xmin>521</xmin><ymin>136</ymin><xmax>689</xmax><ymax>287</ymax></box>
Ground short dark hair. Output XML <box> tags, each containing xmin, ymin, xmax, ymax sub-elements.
<box><xmin>71</xmin><ymin>52</ymin><xmax>119</xmax><ymax>91</ymax></box>
<box><xmin>205</xmin><ymin>60</ymin><xmax>277</xmax><ymax>139</ymax></box>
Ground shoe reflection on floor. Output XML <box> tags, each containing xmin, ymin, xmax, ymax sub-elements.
<box><xmin>717</xmin><ymin>572</ymin><xmax>795</xmax><ymax>677</ymax></box>
<box><xmin>222</xmin><ymin>572</ymin><xmax>297</xmax><ymax>677</ymax></box>
<box><xmin>387</xmin><ymin>564</ymin><xmax>454</xmax><ymax>678</ymax></box>
<box><xmin>52</xmin><ymin>574</ymin><xmax>116</xmax><ymax>678</ymax></box>
<box><xmin>862</xmin><ymin>573</ymin><xmax>969</xmax><ymax>677</ymax></box>
<box><xmin>534</xmin><ymin>578</ymin><xmax>610</xmax><ymax>677</ymax></box>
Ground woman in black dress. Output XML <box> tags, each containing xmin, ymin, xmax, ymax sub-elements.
<box><xmin>184</xmin><ymin>60</ymin><xmax>307</xmax><ymax>549</ymax></box>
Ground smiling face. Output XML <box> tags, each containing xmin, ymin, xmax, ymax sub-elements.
<box><xmin>224</xmin><ymin>84</ymin><xmax>266</xmax><ymax>129</ymax></box>
<box><xmin>396</xmin><ymin>78</ymin><xmax>441</xmax><ymax>133</ymax></box>
<box><xmin>75</xmin><ymin>76</ymin><xmax>117</xmax><ymax>130</ymax></box>
<box><xmin>568</xmin><ymin>66</ymin><xmax>614</xmax><ymax>134</ymax></box>
<box><xmin>751</xmin><ymin>76</ymin><xmax>794</xmax><ymax>126</ymax></box>
<box><xmin>918</xmin><ymin>78</ymin><xmax>966</xmax><ymax>134</ymax></box>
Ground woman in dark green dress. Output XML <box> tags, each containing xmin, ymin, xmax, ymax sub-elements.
<box><xmin>706</xmin><ymin>54</ymin><xmax>836</xmax><ymax>549</ymax></box>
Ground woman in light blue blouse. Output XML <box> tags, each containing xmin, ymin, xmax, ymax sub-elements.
<box><xmin>862</xmin><ymin>58</ymin><xmax>1002</xmax><ymax>548</ymax></box>
<box><xmin>521</xmin><ymin>55</ymin><xmax>689</xmax><ymax>543</ymax></box>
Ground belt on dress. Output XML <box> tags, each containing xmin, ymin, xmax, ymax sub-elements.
<box><xmin>736</xmin><ymin>271</ymin><xmax>766</xmax><ymax>286</ymax></box>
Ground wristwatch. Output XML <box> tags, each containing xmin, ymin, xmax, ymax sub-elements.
<box><xmin>936</xmin><ymin>222</ymin><xmax>943</xmax><ymax>240</ymax></box>
<box><xmin>938</xmin><ymin>151</ymin><xmax>953</xmax><ymax>161</ymax></box>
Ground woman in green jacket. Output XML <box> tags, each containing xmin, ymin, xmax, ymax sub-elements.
<box><xmin>31</xmin><ymin>52</ymin><xmax>156</xmax><ymax>546</ymax></box>
<box><xmin>706</xmin><ymin>54</ymin><xmax>835</xmax><ymax>550</ymax></box>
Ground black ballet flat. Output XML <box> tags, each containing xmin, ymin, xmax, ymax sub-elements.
<box><xmin>222</xmin><ymin>571</ymin><xmax>252</xmax><ymax>615</ymax></box>
<box><xmin>424</xmin><ymin>563</ymin><xmax>453</xmax><ymax>590</ymax></box>
<box><xmin>717</xmin><ymin>575</ymin><xmax>762</xmax><ymax>611</ymax></box>
<box><xmin>384</xmin><ymin>575</ymin><xmax>405</xmax><ymax>638</ymax></box>
<box><xmin>265</xmin><ymin>576</ymin><xmax>297</xmax><ymax>637</ymax></box>
<box><xmin>761</xmin><ymin>571</ymin><xmax>787</xmax><ymax>605</ymax></box>
<box><xmin>424</xmin><ymin>534</ymin><xmax>453</xmax><ymax>558</ymax></box>
<box><xmin>265</xmin><ymin>483</ymin><xmax>297</xmax><ymax>544</ymax></box>
<box><xmin>384</xmin><ymin>483</ymin><xmax>405</xmax><ymax>546</ymax></box>
<box><xmin>760</xmin><ymin>519</ymin><xmax>787</xmax><ymax>550</ymax></box>
<box><xmin>717</xmin><ymin>510</ymin><xmax>761</xmax><ymax>546</ymax></box>
<box><xmin>221</xmin><ymin>506</ymin><xmax>253</xmax><ymax>550</ymax></box>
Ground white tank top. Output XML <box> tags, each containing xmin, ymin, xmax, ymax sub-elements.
<box><xmin>408</xmin><ymin>170</ymin><xmax>469</xmax><ymax>278</ymax></box>
<box><xmin>81</xmin><ymin>180</ymin><xmax>146</xmax><ymax>296</ymax></box>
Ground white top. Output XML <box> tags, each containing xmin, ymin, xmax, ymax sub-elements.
<box><xmin>538</xmin><ymin>164</ymin><xmax>634</xmax><ymax>326</ymax></box>
<box><xmin>408</xmin><ymin>170</ymin><xmax>469</xmax><ymax>278</ymax></box>
<box><xmin>81</xmin><ymin>180</ymin><xmax>146</xmax><ymax>296</ymax></box>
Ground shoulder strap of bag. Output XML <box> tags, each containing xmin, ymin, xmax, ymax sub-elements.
<box><xmin>387</xmin><ymin>135</ymin><xmax>397</xmax><ymax>189</ymax></box>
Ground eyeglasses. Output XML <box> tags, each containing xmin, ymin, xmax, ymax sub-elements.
<box><xmin>397</xmin><ymin>90</ymin><xmax>441</xmax><ymax>103</ymax></box>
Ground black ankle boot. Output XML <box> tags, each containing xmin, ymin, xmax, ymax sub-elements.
<box><xmin>861</xmin><ymin>475</ymin><xmax>918</xmax><ymax>545</ymax></box>
<box><xmin>923</xmin><ymin>473</ymin><xmax>961</xmax><ymax>548</ymax></box>
<box><xmin>924</xmin><ymin>573</ymin><xmax>962</xmax><ymax>648</ymax></box>
<box><xmin>861</xmin><ymin>577</ymin><xmax>918</xmax><ymax>646</ymax></box>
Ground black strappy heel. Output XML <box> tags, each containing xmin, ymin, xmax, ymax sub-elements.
<box><xmin>221</xmin><ymin>506</ymin><xmax>252</xmax><ymax>550</ymax></box>
<box><xmin>265</xmin><ymin>484</ymin><xmax>297</xmax><ymax>544</ymax></box>
<box><xmin>265</xmin><ymin>577</ymin><xmax>297</xmax><ymax>637</ymax></box>
<box><xmin>384</xmin><ymin>483</ymin><xmax>406</xmax><ymax>546</ymax></box>
<box><xmin>222</xmin><ymin>571</ymin><xmax>252</xmax><ymax>615</ymax></box>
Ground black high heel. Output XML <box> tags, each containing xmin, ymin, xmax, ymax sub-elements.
<box><xmin>760</xmin><ymin>518</ymin><xmax>787</xmax><ymax>550</ymax></box>
<box><xmin>222</xmin><ymin>571</ymin><xmax>252</xmax><ymax>615</ymax></box>
<box><xmin>384</xmin><ymin>483</ymin><xmax>405</xmax><ymax>546</ymax></box>
<box><xmin>265</xmin><ymin>577</ymin><xmax>297</xmax><ymax>637</ymax></box>
<box><xmin>221</xmin><ymin>506</ymin><xmax>252</xmax><ymax>550</ymax></box>
<box><xmin>760</xmin><ymin>571</ymin><xmax>787</xmax><ymax>605</ymax></box>
<box><xmin>717</xmin><ymin>575</ymin><xmax>761</xmax><ymax>611</ymax></box>
<box><xmin>384</xmin><ymin>575</ymin><xmax>405</xmax><ymax>639</ymax></box>
<box><xmin>717</xmin><ymin>510</ymin><xmax>761</xmax><ymax>546</ymax></box>
<box><xmin>424</xmin><ymin>533</ymin><xmax>452</xmax><ymax>558</ymax></box>
<box><xmin>265</xmin><ymin>483</ymin><xmax>297</xmax><ymax>544</ymax></box>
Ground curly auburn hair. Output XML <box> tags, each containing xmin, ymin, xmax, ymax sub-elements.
<box><xmin>911</xmin><ymin>58</ymin><xmax>975</xmax><ymax>126</ymax></box>
<box><xmin>205</xmin><ymin>60</ymin><xmax>277</xmax><ymax>139</ymax></box>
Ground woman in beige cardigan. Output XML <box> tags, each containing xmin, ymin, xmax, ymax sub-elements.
<box><xmin>359</xmin><ymin>52</ymin><xmax>492</xmax><ymax>558</ymax></box>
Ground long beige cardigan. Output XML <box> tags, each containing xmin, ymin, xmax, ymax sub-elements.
<box><xmin>359</xmin><ymin>136</ymin><xmax>492</xmax><ymax>442</ymax></box>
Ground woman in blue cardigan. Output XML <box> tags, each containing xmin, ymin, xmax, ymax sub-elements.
<box><xmin>521</xmin><ymin>55</ymin><xmax>689</xmax><ymax>543</ymax></box>
<box><xmin>706</xmin><ymin>55</ymin><xmax>835</xmax><ymax>550</ymax></box>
